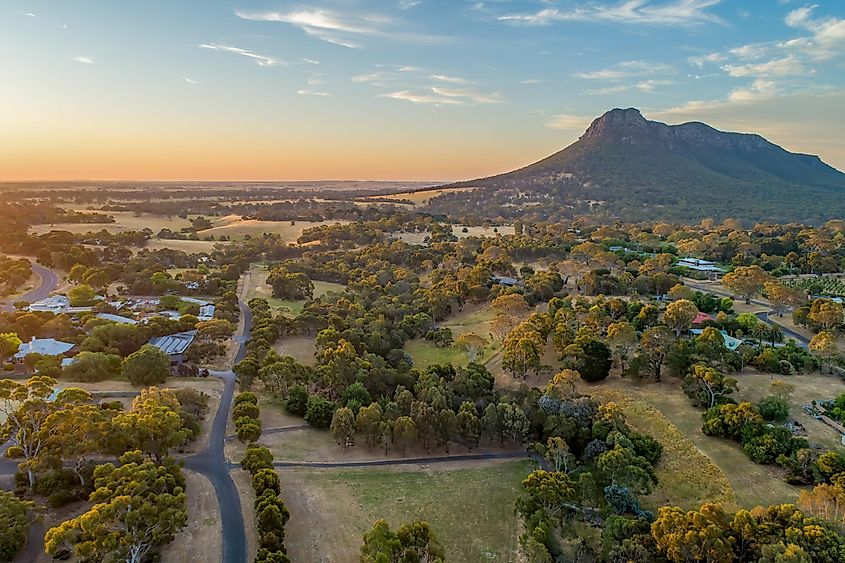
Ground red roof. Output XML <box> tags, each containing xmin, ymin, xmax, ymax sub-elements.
<box><xmin>692</xmin><ymin>312</ymin><xmax>714</xmax><ymax>325</ymax></box>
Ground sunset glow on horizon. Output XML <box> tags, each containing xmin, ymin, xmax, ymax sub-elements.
<box><xmin>3</xmin><ymin>0</ymin><xmax>845</xmax><ymax>181</ymax></box>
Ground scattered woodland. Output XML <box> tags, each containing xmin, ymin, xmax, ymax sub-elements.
<box><xmin>0</xmin><ymin>184</ymin><xmax>844</xmax><ymax>562</ymax></box>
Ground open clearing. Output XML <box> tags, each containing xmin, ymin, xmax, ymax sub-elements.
<box><xmin>145</xmin><ymin>238</ymin><xmax>224</xmax><ymax>253</ymax></box>
<box><xmin>278</xmin><ymin>460</ymin><xmax>530</xmax><ymax>563</ymax></box>
<box><xmin>393</xmin><ymin>225</ymin><xmax>515</xmax><ymax>245</ymax></box>
<box><xmin>404</xmin><ymin>305</ymin><xmax>500</xmax><ymax>370</ymax></box>
<box><xmin>200</xmin><ymin>219</ymin><xmax>348</xmax><ymax>242</ymax></box>
<box><xmin>586</xmin><ymin>385</ymin><xmax>736</xmax><ymax>511</ymax></box>
<box><xmin>363</xmin><ymin>186</ymin><xmax>476</xmax><ymax>206</ymax></box>
<box><xmin>245</xmin><ymin>262</ymin><xmax>346</xmax><ymax>314</ymax></box>
<box><xmin>28</xmin><ymin>211</ymin><xmax>197</xmax><ymax>235</ymax></box>
<box><xmin>593</xmin><ymin>375</ymin><xmax>799</xmax><ymax>509</ymax></box>
<box><xmin>732</xmin><ymin>370</ymin><xmax>845</xmax><ymax>451</ymax></box>
<box><xmin>160</xmin><ymin>470</ymin><xmax>222</xmax><ymax>563</ymax></box>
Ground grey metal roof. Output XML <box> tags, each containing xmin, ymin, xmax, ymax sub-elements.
<box><xmin>148</xmin><ymin>330</ymin><xmax>197</xmax><ymax>356</ymax></box>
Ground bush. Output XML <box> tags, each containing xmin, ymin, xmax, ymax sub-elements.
<box><xmin>233</xmin><ymin>401</ymin><xmax>260</xmax><ymax>421</ymax></box>
<box><xmin>235</xmin><ymin>417</ymin><xmax>262</xmax><ymax>443</ymax></box>
<box><xmin>234</xmin><ymin>391</ymin><xmax>258</xmax><ymax>407</ymax></box>
<box><xmin>121</xmin><ymin>345</ymin><xmax>170</xmax><ymax>386</ymax></box>
<box><xmin>252</xmin><ymin>468</ymin><xmax>281</xmax><ymax>497</ymax></box>
<box><xmin>0</xmin><ymin>491</ymin><xmax>30</xmax><ymax>561</ymax></box>
<box><xmin>304</xmin><ymin>396</ymin><xmax>337</xmax><ymax>428</ymax></box>
<box><xmin>757</xmin><ymin>396</ymin><xmax>790</xmax><ymax>422</ymax></box>
<box><xmin>286</xmin><ymin>386</ymin><xmax>308</xmax><ymax>416</ymax></box>
<box><xmin>242</xmin><ymin>445</ymin><xmax>274</xmax><ymax>475</ymax></box>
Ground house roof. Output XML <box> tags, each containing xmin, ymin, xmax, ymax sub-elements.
<box><xmin>148</xmin><ymin>330</ymin><xmax>196</xmax><ymax>356</ymax></box>
<box><xmin>15</xmin><ymin>338</ymin><xmax>75</xmax><ymax>359</ymax></box>
<box><xmin>689</xmin><ymin>328</ymin><xmax>744</xmax><ymax>351</ymax></box>
<box><xmin>96</xmin><ymin>313</ymin><xmax>139</xmax><ymax>325</ymax></box>
<box><xmin>692</xmin><ymin>312</ymin><xmax>714</xmax><ymax>325</ymax></box>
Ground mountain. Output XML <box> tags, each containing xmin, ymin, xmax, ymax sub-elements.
<box><xmin>437</xmin><ymin>108</ymin><xmax>845</xmax><ymax>223</ymax></box>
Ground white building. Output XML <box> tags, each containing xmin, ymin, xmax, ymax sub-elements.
<box><xmin>14</xmin><ymin>337</ymin><xmax>75</xmax><ymax>363</ymax></box>
<box><xmin>28</xmin><ymin>295</ymin><xmax>70</xmax><ymax>313</ymax></box>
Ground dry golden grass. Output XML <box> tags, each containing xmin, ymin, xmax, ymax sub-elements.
<box><xmin>588</xmin><ymin>386</ymin><xmax>736</xmax><ymax>511</ymax></box>
<box><xmin>159</xmin><ymin>470</ymin><xmax>222</xmax><ymax>563</ymax></box>
<box><xmin>364</xmin><ymin>187</ymin><xmax>476</xmax><ymax>205</ymax></box>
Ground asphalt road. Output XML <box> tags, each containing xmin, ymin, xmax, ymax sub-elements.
<box><xmin>271</xmin><ymin>450</ymin><xmax>529</xmax><ymax>469</ymax></box>
<box><xmin>0</xmin><ymin>261</ymin><xmax>59</xmax><ymax>313</ymax></box>
<box><xmin>684</xmin><ymin>279</ymin><xmax>810</xmax><ymax>349</ymax></box>
<box><xmin>183</xmin><ymin>295</ymin><xmax>253</xmax><ymax>563</ymax></box>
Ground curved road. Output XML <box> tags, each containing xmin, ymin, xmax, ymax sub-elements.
<box><xmin>684</xmin><ymin>279</ymin><xmax>810</xmax><ymax>349</ymax></box>
<box><xmin>1</xmin><ymin>261</ymin><xmax>60</xmax><ymax>313</ymax></box>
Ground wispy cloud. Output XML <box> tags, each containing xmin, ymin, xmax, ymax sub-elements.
<box><xmin>382</xmin><ymin>90</ymin><xmax>464</xmax><ymax>105</ymax></box>
<box><xmin>430</xmin><ymin>74</ymin><xmax>467</xmax><ymax>84</ymax></box>
<box><xmin>547</xmin><ymin>114</ymin><xmax>592</xmax><ymax>130</ymax></box>
<box><xmin>431</xmin><ymin>87</ymin><xmax>504</xmax><ymax>103</ymax></box>
<box><xmin>236</xmin><ymin>8</ymin><xmax>448</xmax><ymax>48</ymax></box>
<box><xmin>17</xmin><ymin>11</ymin><xmax>36</xmax><ymax>18</ymax></box>
<box><xmin>586</xmin><ymin>79</ymin><xmax>674</xmax><ymax>94</ymax></box>
<box><xmin>73</xmin><ymin>56</ymin><xmax>94</xmax><ymax>64</ymax></box>
<box><xmin>184</xmin><ymin>77</ymin><xmax>199</xmax><ymax>85</ymax></box>
<box><xmin>784</xmin><ymin>5</ymin><xmax>845</xmax><ymax>61</ymax></box>
<box><xmin>499</xmin><ymin>0</ymin><xmax>723</xmax><ymax>26</ymax></box>
<box><xmin>574</xmin><ymin>60</ymin><xmax>673</xmax><ymax>80</ymax></box>
<box><xmin>722</xmin><ymin>55</ymin><xmax>806</xmax><ymax>78</ymax></box>
<box><xmin>198</xmin><ymin>43</ymin><xmax>279</xmax><ymax>66</ymax></box>
<box><xmin>727</xmin><ymin>78</ymin><xmax>778</xmax><ymax>102</ymax></box>
<box><xmin>518</xmin><ymin>79</ymin><xmax>544</xmax><ymax>85</ymax></box>
<box><xmin>297</xmin><ymin>89</ymin><xmax>331</xmax><ymax>97</ymax></box>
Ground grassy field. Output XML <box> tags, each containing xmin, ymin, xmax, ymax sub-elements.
<box><xmin>593</xmin><ymin>376</ymin><xmax>799</xmax><ymax>509</ymax></box>
<box><xmin>200</xmin><ymin>219</ymin><xmax>347</xmax><ymax>242</ymax></box>
<box><xmin>28</xmin><ymin>211</ymin><xmax>197</xmax><ymax>234</ymax></box>
<box><xmin>244</xmin><ymin>262</ymin><xmax>345</xmax><ymax>313</ymax></box>
<box><xmin>587</xmin><ymin>386</ymin><xmax>736</xmax><ymax>511</ymax></box>
<box><xmin>404</xmin><ymin>305</ymin><xmax>500</xmax><ymax>370</ymax></box>
<box><xmin>732</xmin><ymin>370</ymin><xmax>845</xmax><ymax>451</ymax></box>
<box><xmin>146</xmin><ymin>239</ymin><xmax>223</xmax><ymax>253</ymax></box>
<box><xmin>160</xmin><ymin>470</ymin><xmax>222</xmax><ymax>563</ymax></box>
<box><xmin>279</xmin><ymin>461</ymin><xmax>530</xmax><ymax>563</ymax></box>
<box><xmin>393</xmin><ymin>225</ymin><xmax>516</xmax><ymax>245</ymax></box>
<box><xmin>363</xmin><ymin>187</ymin><xmax>476</xmax><ymax>205</ymax></box>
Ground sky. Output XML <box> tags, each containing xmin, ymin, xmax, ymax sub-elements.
<box><xmin>2</xmin><ymin>0</ymin><xmax>845</xmax><ymax>182</ymax></box>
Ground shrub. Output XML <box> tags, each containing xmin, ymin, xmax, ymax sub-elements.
<box><xmin>121</xmin><ymin>345</ymin><xmax>170</xmax><ymax>386</ymax></box>
<box><xmin>286</xmin><ymin>386</ymin><xmax>308</xmax><ymax>416</ymax></box>
<box><xmin>0</xmin><ymin>491</ymin><xmax>30</xmax><ymax>561</ymax></box>
<box><xmin>252</xmin><ymin>468</ymin><xmax>281</xmax><ymax>497</ymax></box>
<box><xmin>757</xmin><ymin>396</ymin><xmax>790</xmax><ymax>422</ymax></box>
<box><xmin>234</xmin><ymin>391</ymin><xmax>258</xmax><ymax>406</ymax></box>
<box><xmin>242</xmin><ymin>445</ymin><xmax>274</xmax><ymax>475</ymax></box>
<box><xmin>233</xmin><ymin>401</ymin><xmax>260</xmax><ymax>421</ymax></box>
<box><xmin>304</xmin><ymin>396</ymin><xmax>337</xmax><ymax>428</ymax></box>
<box><xmin>235</xmin><ymin>417</ymin><xmax>262</xmax><ymax>443</ymax></box>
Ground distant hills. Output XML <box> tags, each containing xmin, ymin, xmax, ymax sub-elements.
<box><xmin>436</xmin><ymin>108</ymin><xmax>845</xmax><ymax>223</ymax></box>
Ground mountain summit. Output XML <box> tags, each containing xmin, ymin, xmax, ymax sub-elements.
<box><xmin>440</xmin><ymin>108</ymin><xmax>845</xmax><ymax>223</ymax></box>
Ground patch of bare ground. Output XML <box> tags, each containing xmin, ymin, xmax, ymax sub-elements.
<box><xmin>160</xmin><ymin>470</ymin><xmax>222</xmax><ymax>563</ymax></box>
<box><xmin>232</xmin><ymin>469</ymin><xmax>259</xmax><ymax>561</ymax></box>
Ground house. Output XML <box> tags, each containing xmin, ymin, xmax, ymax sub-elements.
<box><xmin>14</xmin><ymin>337</ymin><xmax>75</xmax><ymax>363</ymax></box>
<box><xmin>148</xmin><ymin>330</ymin><xmax>197</xmax><ymax>365</ymax></box>
<box><xmin>198</xmin><ymin>304</ymin><xmax>216</xmax><ymax>321</ymax></box>
<box><xmin>490</xmin><ymin>275</ymin><xmax>520</xmax><ymax>287</ymax></box>
<box><xmin>677</xmin><ymin>258</ymin><xmax>725</xmax><ymax>273</ymax></box>
<box><xmin>96</xmin><ymin>313</ymin><xmax>139</xmax><ymax>325</ymax></box>
<box><xmin>689</xmin><ymin>328</ymin><xmax>744</xmax><ymax>351</ymax></box>
<box><xmin>692</xmin><ymin>312</ymin><xmax>714</xmax><ymax>326</ymax></box>
<box><xmin>28</xmin><ymin>295</ymin><xmax>70</xmax><ymax>313</ymax></box>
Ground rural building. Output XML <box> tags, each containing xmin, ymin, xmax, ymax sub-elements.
<box><xmin>28</xmin><ymin>295</ymin><xmax>70</xmax><ymax>313</ymax></box>
<box><xmin>198</xmin><ymin>304</ymin><xmax>216</xmax><ymax>321</ymax></box>
<box><xmin>148</xmin><ymin>330</ymin><xmax>197</xmax><ymax>365</ymax></box>
<box><xmin>96</xmin><ymin>313</ymin><xmax>139</xmax><ymax>325</ymax></box>
<box><xmin>689</xmin><ymin>328</ymin><xmax>743</xmax><ymax>351</ymax></box>
<box><xmin>692</xmin><ymin>312</ymin><xmax>714</xmax><ymax>326</ymax></box>
<box><xmin>14</xmin><ymin>337</ymin><xmax>75</xmax><ymax>363</ymax></box>
<box><xmin>491</xmin><ymin>275</ymin><xmax>520</xmax><ymax>287</ymax></box>
<box><xmin>677</xmin><ymin>258</ymin><xmax>725</xmax><ymax>279</ymax></box>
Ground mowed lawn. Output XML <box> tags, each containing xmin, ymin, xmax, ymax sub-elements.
<box><xmin>405</xmin><ymin>305</ymin><xmax>500</xmax><ymax>370</ymax></box>
<box><xmin>279</xmin><ymin>461</ymin><xmax>531</xmax><ymax>563</ymax></box>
